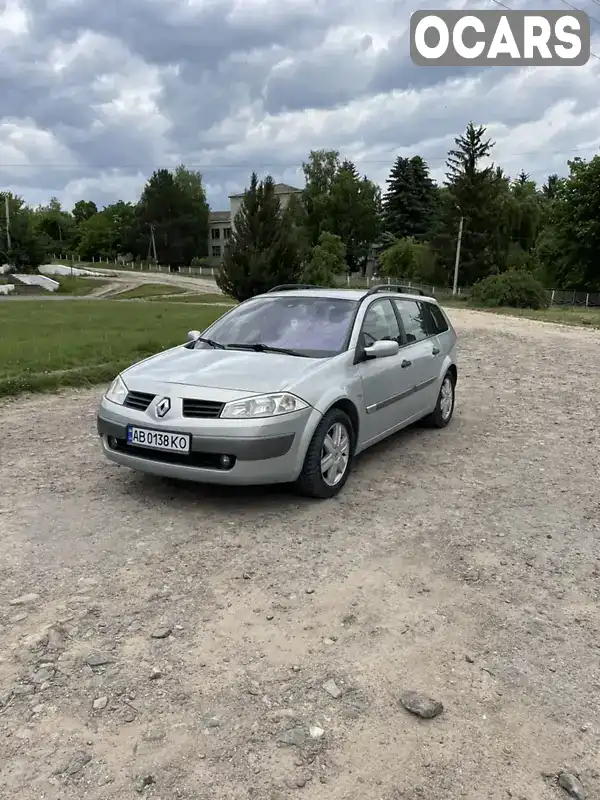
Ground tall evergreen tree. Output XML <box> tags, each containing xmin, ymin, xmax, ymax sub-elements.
<box><xmin>216</xmin><ymin>173</ymin><xmax>302</xmax><ymax>301</ymax></box>
<box><xmin>382</xmin><ymin>156</ymin><xmax>438</xmax><ymax>241</ymax></box>
<box><xmin>440</xmin><ymin>121</ymin><xmax>505</xmax><ymax>285</ymax></box>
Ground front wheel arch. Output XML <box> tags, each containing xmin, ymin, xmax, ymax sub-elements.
<box><xmin>295</xmin><ymin>406</ymin><xmax>355</xmax><ymax>498</ymax></box>
<box><xmin>325</xmin><ymin>398</ymin><xmax>359</xmax><ymax>452</ymax></box>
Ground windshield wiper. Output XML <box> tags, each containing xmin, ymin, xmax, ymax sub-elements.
<box><xmin>226</xmin><ymin>342</ymin><xmax>306</xmax><ymax>357</ymax></box>
<box><xmin>194</xmin><ymin>336</ymin><xmax>226</xmax><ymax>349</ymax></box>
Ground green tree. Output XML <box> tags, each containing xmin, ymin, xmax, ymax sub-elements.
<box><xmin>33</xmin><ymin>197</ymin><xmax>75</xmax><ymax>253</ymax></box>
<box><xmin>544</xmin><ymin>155</ymin><xmax>600</xmax><ymax>290</ymax></box>
<box><xmin>173</xmin><ymin>164</ymin><xmax>210</xmax><ymax>260</ymax></box>
<box><xmin>433</xmin><ymin>122</ymin><xmax>507</xmax><ymax>286</ymax></box>
<box><xmin>72</xmin><ymin>200</ymin><xmax>98</xmax><ymax>225</ymax></box>
<box><xmin>301</xmin><ymin>149</ymin><xmax>340</xmax><ymax>246</ymax></box>
<box><xmin>0</xmin><ymin>193</ymin><xmax>50</xmax><ymax>271</ymax></box>
<box><xmin>301</xmin><ymin>151</ymin><xmax>380</xmax><ymax>273</ymax></box>
<box><xmin>303</xmin><ymin>232</ymin><xmax>346</xmax><ymax>286</ymax></box>
<box><xmin>382</xmin><ymin>156</ymin><xmax>438</xmax><ymax>241</ymax></box>
<box><xmin>75</xmin><ymin>211</ymin><xmax>117</xmax><ymax>260</ymax></box>
<box><xmin>136</xmin><ymin>166</ymin><xmax>209</xmax><ymax>266</ymax></box>
<box><xmin>542</xmin><ymin>174</ymin><xmax>562</xmax><ymax>199</ymax></box>
<box><xmin>216</xmin><ymin>173</ymin><xmax>302</xmax><ymax>301</ymax></box>
<box><xmin>71</xmin><ymin>201</ymin><xmax>137</xmax><ymax>261</ymax></box>
<box><xmin>328</xmin><ymin>160</ymin><xmax>381</xmax><ymax>273</ymax></box>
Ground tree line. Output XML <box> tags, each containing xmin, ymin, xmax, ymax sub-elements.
<box><xmin>2</xmin><ymin>121</ymin><xmax>599</xmax><ymax>300</ymax></box>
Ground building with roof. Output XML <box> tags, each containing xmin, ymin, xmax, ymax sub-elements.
<box><xmin>206</xmin><ymin>183</ymin><xmax>302</xmax><ymax>267</ymax></box>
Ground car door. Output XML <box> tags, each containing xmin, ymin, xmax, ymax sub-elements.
<box><xmin>390</xmin><ymin>298</ymin><xmax>442</xmax><ymax>419</ymax></box>
<box><xmin>356</xmin><ymin>298</ymin><xmax>415</xmax><ymax>445</ymax></box>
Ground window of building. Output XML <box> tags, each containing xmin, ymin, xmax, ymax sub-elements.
<box><xmin>223</xmin><ymin>228</ymin><xmax>232</xmax><ymax>240</ymax></box>
<box><xmin>212</xmin><ymin>245</ymin><xmax>221</xmax><ymax>257</ymax></box>
<box><xmin>211</xmin><ymin>228</ymin><xmax>221</xmax><ymax>240</ymax></box>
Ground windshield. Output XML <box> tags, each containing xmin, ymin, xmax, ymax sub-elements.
<box><xmin>199</xmin><ymin>295</ymin><xmax>357</xmax><ymax>358</ymax></box>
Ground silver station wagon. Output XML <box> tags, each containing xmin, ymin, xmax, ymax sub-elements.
<box><xmin>97</xmin><ymin>284</ymin><xmax>458</xmax><ymax>498</ymax></box>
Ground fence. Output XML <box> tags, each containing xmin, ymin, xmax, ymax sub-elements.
<box><xmin>51</xmin><ymin>254</ymin><xmax>600</xmax><ymax>308</ymax></box>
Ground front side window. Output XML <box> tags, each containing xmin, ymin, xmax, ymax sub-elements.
<box><xmin>392</xmin><ymin>299</ymin><xmax>431</xmax><ymax>343</ymax></box>
<box><xmin>201</xmin><ymin>296</ymin><xmax>358</xmax><ymax>358</ymax></box>
<box><xmin>360</xmin><ymin>299</ymin><xmax>401</xmax><ymax>347</ymax></box>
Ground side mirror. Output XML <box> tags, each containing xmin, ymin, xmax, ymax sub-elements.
<box><xmin>187</xmin><ymin>330</ymin><xmax>201</xmax><ymax>342</ymax></box>
<box><xmin>364</xmin><ymin>339</ymin><xmax>400</xmax><ymax>359</ymax></box>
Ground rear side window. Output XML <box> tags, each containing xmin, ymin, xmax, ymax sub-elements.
<box><xmin>424</xmin><ymin>302</ymin><xmax>449</xmax><ymax>334</ymax></box>
<box><xmin>392</xmin><ymin>299</ymin><xmax>430</xmax><ymax>343</ymax></box>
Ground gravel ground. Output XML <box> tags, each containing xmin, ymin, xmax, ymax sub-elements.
<box><xmin>1</xmin><ymin>308</ymin><xmax>599</xmax><ymax>800</ymax></box>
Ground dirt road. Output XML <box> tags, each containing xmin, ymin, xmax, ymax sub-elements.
<box><xmin>89</xmin><ymin>269</ymin><xmax>222</xmax><ymax>297</ymax></box>
<box><xmin>1</xmin><ymin>309</ymin><xmax>599</xmax><ymax>800</ymax></box>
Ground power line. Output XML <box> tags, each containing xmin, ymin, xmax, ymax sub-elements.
<box><xmin>490</xmin><ymin>0</ymin><xmax>600</xmax><ymax>58</ymax></box>
<box><xmin>559</xmin><ymin>0</ymin><xmax>600</xmax><ymax>26</ymax></box>
<box><xmin>1</xmin><ymin>144</ymin><xmax>598</xmax><ymax>172</ymax></box>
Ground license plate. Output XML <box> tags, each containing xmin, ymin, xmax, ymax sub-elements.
<box><xmin>126</xmin><ymin>426</ymin><xmax>191</xmax><ymax>453</ymax></box>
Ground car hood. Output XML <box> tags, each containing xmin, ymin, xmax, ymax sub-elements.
<box><xmin>122</xmin><ymin>345</ymin><xmax>320</xmax><ymax>394</ymax></box>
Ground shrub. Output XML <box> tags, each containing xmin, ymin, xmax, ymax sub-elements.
<box><xmin>379</xmin><ymin>237</ymin><xmax>435</xmax><ymax>282</ymax></box>
<box><xmin>470</xmin><ymin>270</ymin><xmax>548</xmax><ymax>309</ymax></box>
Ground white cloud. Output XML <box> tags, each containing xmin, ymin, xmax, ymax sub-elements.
<box><xmin>0</xmin><ymin>0</ymin><xmax>29</xmax><ymax>36</ymax></box>
<box><xmin>2</xmin><ymin>0</ymin><xmax>600</xmax><ymax>211</ymax></box>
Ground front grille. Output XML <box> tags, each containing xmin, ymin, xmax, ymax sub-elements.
<box><xmin>123</xmin><ymin>391</ymin><xmax>155</xmax><ymax>411</ymax></box>
<box><xmin>182</xmin><ymin>398</ymin><xmax>224</xmax><ymax>419</ymax></box>
<box><xmin>110</xmin><ymin>438</ymin><xmax>234</xmax><ymax>470</ymax></box>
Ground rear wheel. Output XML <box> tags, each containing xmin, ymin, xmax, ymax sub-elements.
<box><xmin>423</xmin><ymin>370</ymin><xmax>455</xmax><ymax>428</ymax></box>
<box><xmin>296</xmin><ymin>408</ymin><xmax>354</xmax><ymax>499</ymax></box>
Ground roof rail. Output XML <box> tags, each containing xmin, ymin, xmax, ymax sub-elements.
<box><xmin>266</xmin><ymin>283</ymin><xmax>322</xmax><ymax>293</ymax></box>
<box><xmin>364</xmin><ymin>283</ymin><xmax>426</xmax><ymax>297</ymax></box>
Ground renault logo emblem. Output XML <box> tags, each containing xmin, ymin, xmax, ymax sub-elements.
<box><xmin>156</xmin><ymin>397</ymin><xmax>171</xmax><ymax>418</ymax></box>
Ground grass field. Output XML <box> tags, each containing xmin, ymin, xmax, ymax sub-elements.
<box><xmin>149</xmin><ymin>292</ymin><xmax>236</xmax><ymax>305</ymax></box>
<box><xmin>56</xmin><ymin>277</ymin><xmax>109</xmax><ymax>295</ymax></box>
<box><xmin>441</xmin><ymin>300</ymin><xmax>600</xmax><ymax>328</ymax></box>
<box><xmin>113</xmin><ymin>283</ymin><xmax>187</xmax><ymax>299</ymax></box>
<box><xmin>491</xmin><ymin>305</ymin><xmax>600</xmax><ymax>328</ymax></box>
<box><xmin>0</xmin><ymin>300</ymin><xmax>225</xmax><ymax>397</ymax></box>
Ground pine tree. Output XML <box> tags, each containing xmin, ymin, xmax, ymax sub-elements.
<box><xmin>442</xmin><ymin>122</ymin><xmax>505</xmax><ymax>284</ymax></box>
<box><xmin>382</xmin><ymin>156</ymin><xmax>438</xmax><ymax>241</ymax></box>
<box><xmin>216</xmin><ymin>174</ymin><xmax>302</xmax><ymax>301</ymax></box>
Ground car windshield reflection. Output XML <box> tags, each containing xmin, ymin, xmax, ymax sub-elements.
<box><xmin>198</xmin><ymin>296</ymin><xmax>358</xmax><ymax>358</ymax></box>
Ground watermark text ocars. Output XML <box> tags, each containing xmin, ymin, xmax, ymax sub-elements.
<box><xmin>410</xmin><ymin>10</ymin><xmax>590</xmax><ymax>66</ymax></box>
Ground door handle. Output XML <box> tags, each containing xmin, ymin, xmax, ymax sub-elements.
<box><xmin>432</xmin><ymin>347</ymin><xmax>440</xmax><ymax>355</ymax></box>
<box><xmin>401</xmin><ymin>359</ymin><xmax>412</xmax><ymax>368</ymax></box>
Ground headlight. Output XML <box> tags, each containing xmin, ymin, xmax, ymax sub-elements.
<box><xmin>105</xmin><ymin>374</ymin><xmax>128</xmax><ymax>405</ymax></box>
<box><xmin>220</xmin><ymin>392</ymin><xmax>308</xmax><ymax>419</ymax></box>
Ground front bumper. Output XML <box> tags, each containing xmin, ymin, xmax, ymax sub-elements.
<box><xmin>96</xmin><ymin>397</ymin><xmax>321</xmax><ymax>486</ymax></box>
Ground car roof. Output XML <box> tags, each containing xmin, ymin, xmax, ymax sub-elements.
<box><xmin>259</xmin><ymin>288</ymin><xmax>438</xmax><ymax>303</ymax></box>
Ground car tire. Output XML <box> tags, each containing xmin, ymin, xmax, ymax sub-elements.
<box><xmin>295</xmin><ymin>408</ymin><xmax>355</xmax><ymax>499</ymax></box>
<box><xmin>423</xmin><ymin>369</ymin><xmax>456</xmax><ymax>428</ymax></box>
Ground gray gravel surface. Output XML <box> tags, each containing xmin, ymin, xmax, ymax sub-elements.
<box><xmin>1</xmin><ymin>308</ymin><xmax>599</xmax><ymax>800</ymax></box>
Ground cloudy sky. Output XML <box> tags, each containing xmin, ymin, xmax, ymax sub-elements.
<box><xmin>1</xmin><ymin>0</ymin><xmax>599</xmax><ymax>213</ymax></box>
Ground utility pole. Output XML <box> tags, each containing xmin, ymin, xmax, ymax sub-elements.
<box><xmin>149</xmin><ymin>224</ymin><xmax>158</xmax><ymax>264</ymax></box>
<box><xmin>4</xmin><ymin>194</ymin><xmax>11</xmax><ymax>252</ymax></box>
<box><xmin>452</xmin><ymin>215</ymin><xmax>464</xmax><ymax>296</ymax></box>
